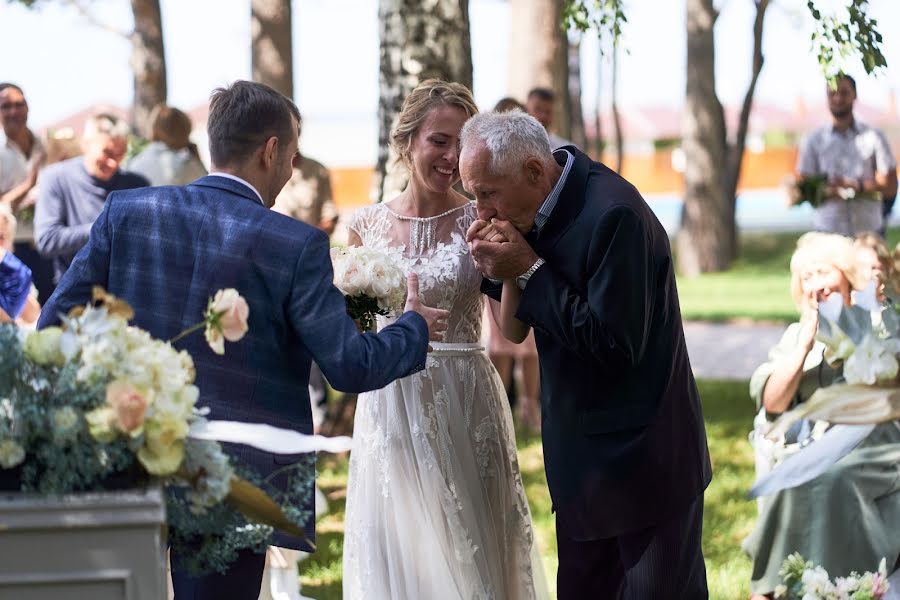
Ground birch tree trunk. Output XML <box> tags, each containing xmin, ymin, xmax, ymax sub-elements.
<box><xmin>374</xmin><ymin>0</ymin><xmax>472</xmax><ymax>203</ymax></box>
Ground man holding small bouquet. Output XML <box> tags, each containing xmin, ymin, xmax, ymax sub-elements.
<box><xmin>794</xmin><ymin>74</ymin><xmax>897</xmax><ymax>236</ymax></box>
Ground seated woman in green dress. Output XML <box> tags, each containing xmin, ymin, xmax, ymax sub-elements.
<box><xmin>744</xmin><ymin>232</ymin><xmax>900</xmax><ymax>600</ymax></box>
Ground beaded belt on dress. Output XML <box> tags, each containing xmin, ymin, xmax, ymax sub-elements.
<box><xmin>428</xmin><ymin>342</ymin><xmax>484</xmax><ymax>356</ymax></box>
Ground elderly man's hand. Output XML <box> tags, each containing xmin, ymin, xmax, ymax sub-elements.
<box><xmin>466</xmin><ymin>219</ymin><xmax>508</xmax><ymax>244</ymax></box>
<box><xmin>468</xmin><ymin>219</ymin><xmax>538</xmax><ymax>280</ymax></box>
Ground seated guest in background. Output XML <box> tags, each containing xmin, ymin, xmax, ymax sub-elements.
<box><xmin>127</xmin><ymin>104</ymin><xmax>207</xmax><ymax>186</ymax></box>
<box><xmin>34</xmin><ymin>112</ymin><xmax>148</xmax><ymax>286</ymax></box>
<box><xmin>524</xmin><ymin>87</ymin><xmax>573</xmax><ymax>149</ymax></box>
<box><xmin>0</xmin><ymin>205</ymin><xmax>39</xmax><ymax>325</ymax></box>
<box><xmin>796</xmin><ymin>74</ymin><xmax>898</xmax><ymax>237</ymax></box>
<box><xmin>743</xmin><ymin>231</ymin><xmax>900</xmax><ymax>600</ymax></box>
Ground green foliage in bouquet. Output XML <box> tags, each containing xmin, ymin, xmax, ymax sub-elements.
<box><xmin>792</xmin><ymin>174</ymin><xmax>828</xmax><ymax>208</ymax></box>
<box><xmin>166</xmin><ymin>453</ymin><xmax>315</xmax><ymax>575</ymax></box>
<box><xmin>344</xmin><ymin>293</ymin><xmax>390</xmax><ymax>333</ymax></box>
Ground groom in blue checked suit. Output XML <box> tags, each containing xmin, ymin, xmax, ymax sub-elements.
<box><xmin>38</xmin><ymin>81</ymin><xmax>447</xmax><ymax>599</ymax></box>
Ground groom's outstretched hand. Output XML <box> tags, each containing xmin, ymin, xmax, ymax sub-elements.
<box><xmin>404</xmin><ymin>272</ymin><xmax>450</xmax><ymax>343</ymax></box>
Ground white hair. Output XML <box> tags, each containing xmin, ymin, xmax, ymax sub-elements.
<box><xmin>83</xmin><ymin>113</ymin><xmax>131</xmax><ymax>141</ymax></box>
<box><xmin>460</xmin><ymin>111</ymin><xmax>553</xmax><ymax>177</ymax></box>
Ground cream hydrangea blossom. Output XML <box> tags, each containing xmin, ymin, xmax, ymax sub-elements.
<box><xmin>843</xmin><ymin>334</ymin><xmax>900</xmax><ymax>385</ymax></box>
<box><xmin>58</xmin><ymin>302</ymin><xmax>200</xmax><ymax>476</ymax></box>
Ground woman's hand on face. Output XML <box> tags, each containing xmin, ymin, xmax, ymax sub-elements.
<box><xmin>799</xmin><ymin>291</ymin><xmax>820</xmax><ymax>352</ymax></box>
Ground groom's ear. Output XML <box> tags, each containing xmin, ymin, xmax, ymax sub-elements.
<box><xmin>261</xmin><ymin>136</ymin><xmax>279</xmax><ymax>168</ymax></box>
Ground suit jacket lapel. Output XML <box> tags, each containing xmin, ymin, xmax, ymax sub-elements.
<box><xmin>530</xmin><ymin>147</ymin><xmax>591</xmax><ymax>253</ymax></box>
<box><xmin>191</xmin><ymin>175</ymin><xmax>264</xmax><ymax>206</ymax></box>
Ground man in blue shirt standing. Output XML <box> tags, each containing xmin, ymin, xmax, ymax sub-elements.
<box><xmin>34</xmin><ymin>112</ymin><xmax>147</xmax><ymax>286</ymax></box>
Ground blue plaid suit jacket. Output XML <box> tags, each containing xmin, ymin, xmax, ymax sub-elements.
<box><xmin>38</xmin><ymin>175</ymin><xmax>428</xmax><ymax>550</ymax></box>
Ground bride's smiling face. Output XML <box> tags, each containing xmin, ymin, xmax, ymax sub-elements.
<box><xmin>407</xmin><ymin>104</ymin><xmax>468</xmax><ymax>195</ymax></box>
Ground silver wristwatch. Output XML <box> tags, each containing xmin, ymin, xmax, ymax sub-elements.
<box><xmin>515</xmin><ymin>258</ymin><xmax>545</xmax><ymax>290</ymax></box>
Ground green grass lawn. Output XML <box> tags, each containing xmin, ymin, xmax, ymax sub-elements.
<box><xmin>298</xmin><ymin>379</ymin><xmax>758</xmax><ymax>599</ymax></box>
<box><xmin>676</xmin><ymin>227</ymin><xmax>900</xmax><ymax>323</ymax></box>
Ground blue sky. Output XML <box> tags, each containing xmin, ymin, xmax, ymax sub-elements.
<box><xmin>1</xmin><ymin>0</ymin><xmax>898</xmax><ymax>166</ymax></box>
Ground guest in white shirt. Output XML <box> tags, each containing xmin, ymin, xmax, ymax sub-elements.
<box><xmin>0</xmin><ymin>83</ymin><xmax>45</xmax><ymax>211</ymax></box>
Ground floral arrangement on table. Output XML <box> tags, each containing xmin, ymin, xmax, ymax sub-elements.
<box><xmin>0</xmin><ymin>287</ymin><xmax>341</xmax><ymax>574</ymax></box>
<box><xmin>776</xmin><ymin>553</ymin><xmax>890</xmax><ymax>600</ymax></box>
<box><xmin>331</xmin><ymin>245</ymin><xmax>406</xmax><ymax>332</ymax></box>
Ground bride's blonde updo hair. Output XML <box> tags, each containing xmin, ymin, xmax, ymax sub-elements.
<box><xmin>390</xmin><ymin>79</ymin><xmax>478</xmax><ymax>169</ymax></box>
<box><xmin>789</xmin><ymin>231</ymin><xmax>869</xmax><ymax>308</ymax></box>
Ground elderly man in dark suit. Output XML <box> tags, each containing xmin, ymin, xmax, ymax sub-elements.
<box><xmin>461</xmin><ymin>111</ymin><xmax>712</xmax><ymax>599</ymax></box>
<box><xmin>38</xmin><ymin>80</ymin><xmax>448</xmax><ymax>599</ymax></box>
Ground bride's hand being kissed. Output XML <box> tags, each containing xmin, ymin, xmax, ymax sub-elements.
<box><xmin>466</xmin><ymin>219</ymin><xmax>508</xmax><ymax>244</ymax></box>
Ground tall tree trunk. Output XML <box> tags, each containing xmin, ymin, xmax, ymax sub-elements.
<box><xmin>677</xmin><ymin>0</ymin><xmax>729</xmax><ymax>276</ymax></box>
<box><xmin>374</xmin><ymin>0</ymin><xmax>472</xmax><ymax>203</ymax></box>
<box><xmin>568</xmin><ymin>36</ymin><xmax>587</xmax><ymax>149</ymax></box>
<box><xmin>251</xmin><ymin>0</ymin><xmax>294</xmax><ymax>98</ymax></box>
<box><xmin>723</xmin><ymin>0</ymin><xmax>770</xmax><ymax>259</ymax></box>
<box><xmin>129</xmin><ymin>0</ymin><xmax>166</xmax><ymax>138</ymax></box>
<box><xmin>508</xmin><ymin>0</ymin><xmax>571</xmax><ymax>140</ymax></box>
<box><xmin>611</xmin><ymin>44</ymin><xmax>623</xmax><ymax>174</ymax></box>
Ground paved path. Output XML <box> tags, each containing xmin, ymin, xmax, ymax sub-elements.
<box><xmin>683</xmin><ymin>321</ymin><xmax>787</xmax><ymax>381</ymax></box>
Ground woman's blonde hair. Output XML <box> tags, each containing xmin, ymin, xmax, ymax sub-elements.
<box><xmin>789</xmin><ymin>232</ymin><xmax>869</xmax><ymax>308</ymax></box>
<box><xmin>390</xmin><ymin>79</ymin><xmax>478</xmax><ymax>168</ymax></box>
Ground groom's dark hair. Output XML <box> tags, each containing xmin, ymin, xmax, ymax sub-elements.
<box><xmin>207</xmin><ymin>80</ymin><xmax>300</xmax><ymax>167</ymax></box>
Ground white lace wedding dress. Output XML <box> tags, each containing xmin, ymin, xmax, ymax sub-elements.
<box><xmin>342</xmin><ymin>201</ymin><xmax>549</xmax><ymax>600</ymax></box>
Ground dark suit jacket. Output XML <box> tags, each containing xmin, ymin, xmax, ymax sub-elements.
<box><xmin>38</xmin><ymin>175</ymin><xmax>429</xmax><ymax>550</ymax></box>
<box><xmin>484</xmin><ymin>148</ymin><xmax>712</xmax><ymax>540</ymax></box>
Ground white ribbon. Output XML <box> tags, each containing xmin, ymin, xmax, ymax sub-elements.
<box><xmin>188</xmin><ymin>420</ymin><xmax>353</xmax><ymax>454</ymax></box>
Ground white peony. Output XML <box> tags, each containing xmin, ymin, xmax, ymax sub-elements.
<box><xmin>331</xmin><ymin>246</ymin><xmax>406</xmax><ymax>314</ymax></box>
<box><xmin>843</xmin><ymin>334</ymin><xmax>900</xmax><ymax>385</ymax></box>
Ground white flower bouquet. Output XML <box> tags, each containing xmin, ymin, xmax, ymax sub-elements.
<box><xmin>330</xmin><ymin>246</ymin><xmax>406</xmax><ymax>332</ymax></box>
<box><xmin>777</xmin><ymin>553</ymin><xmax>890</xmax><ymax>599</ymax></box>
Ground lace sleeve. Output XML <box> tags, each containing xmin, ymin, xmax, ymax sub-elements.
<box><xmin>346</xmin><ymin>204</ymin><xmax>377</xmax><ymax>246</ymax></box>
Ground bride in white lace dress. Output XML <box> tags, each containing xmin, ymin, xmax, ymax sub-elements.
<box><xmin>341</xmin><ymin>81</ymin><xmax>549</xmax><ymax>600</ymax></box>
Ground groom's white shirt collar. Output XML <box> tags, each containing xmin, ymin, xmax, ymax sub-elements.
<box><xmin>208</xmin><ymin>172</ymin><xmax>264</xmax><ymax>205</ymax></box>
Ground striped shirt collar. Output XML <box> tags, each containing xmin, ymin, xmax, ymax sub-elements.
<box><xmin>533</xmin><ymin>149</ymin><xmax>574</xmax><ymax>232</ymax></box>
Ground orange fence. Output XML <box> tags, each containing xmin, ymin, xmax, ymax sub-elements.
<box><xmin>329</xmin><ymin>148</ymin><xmax>804</xmax><ymax>208</ymax></box>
